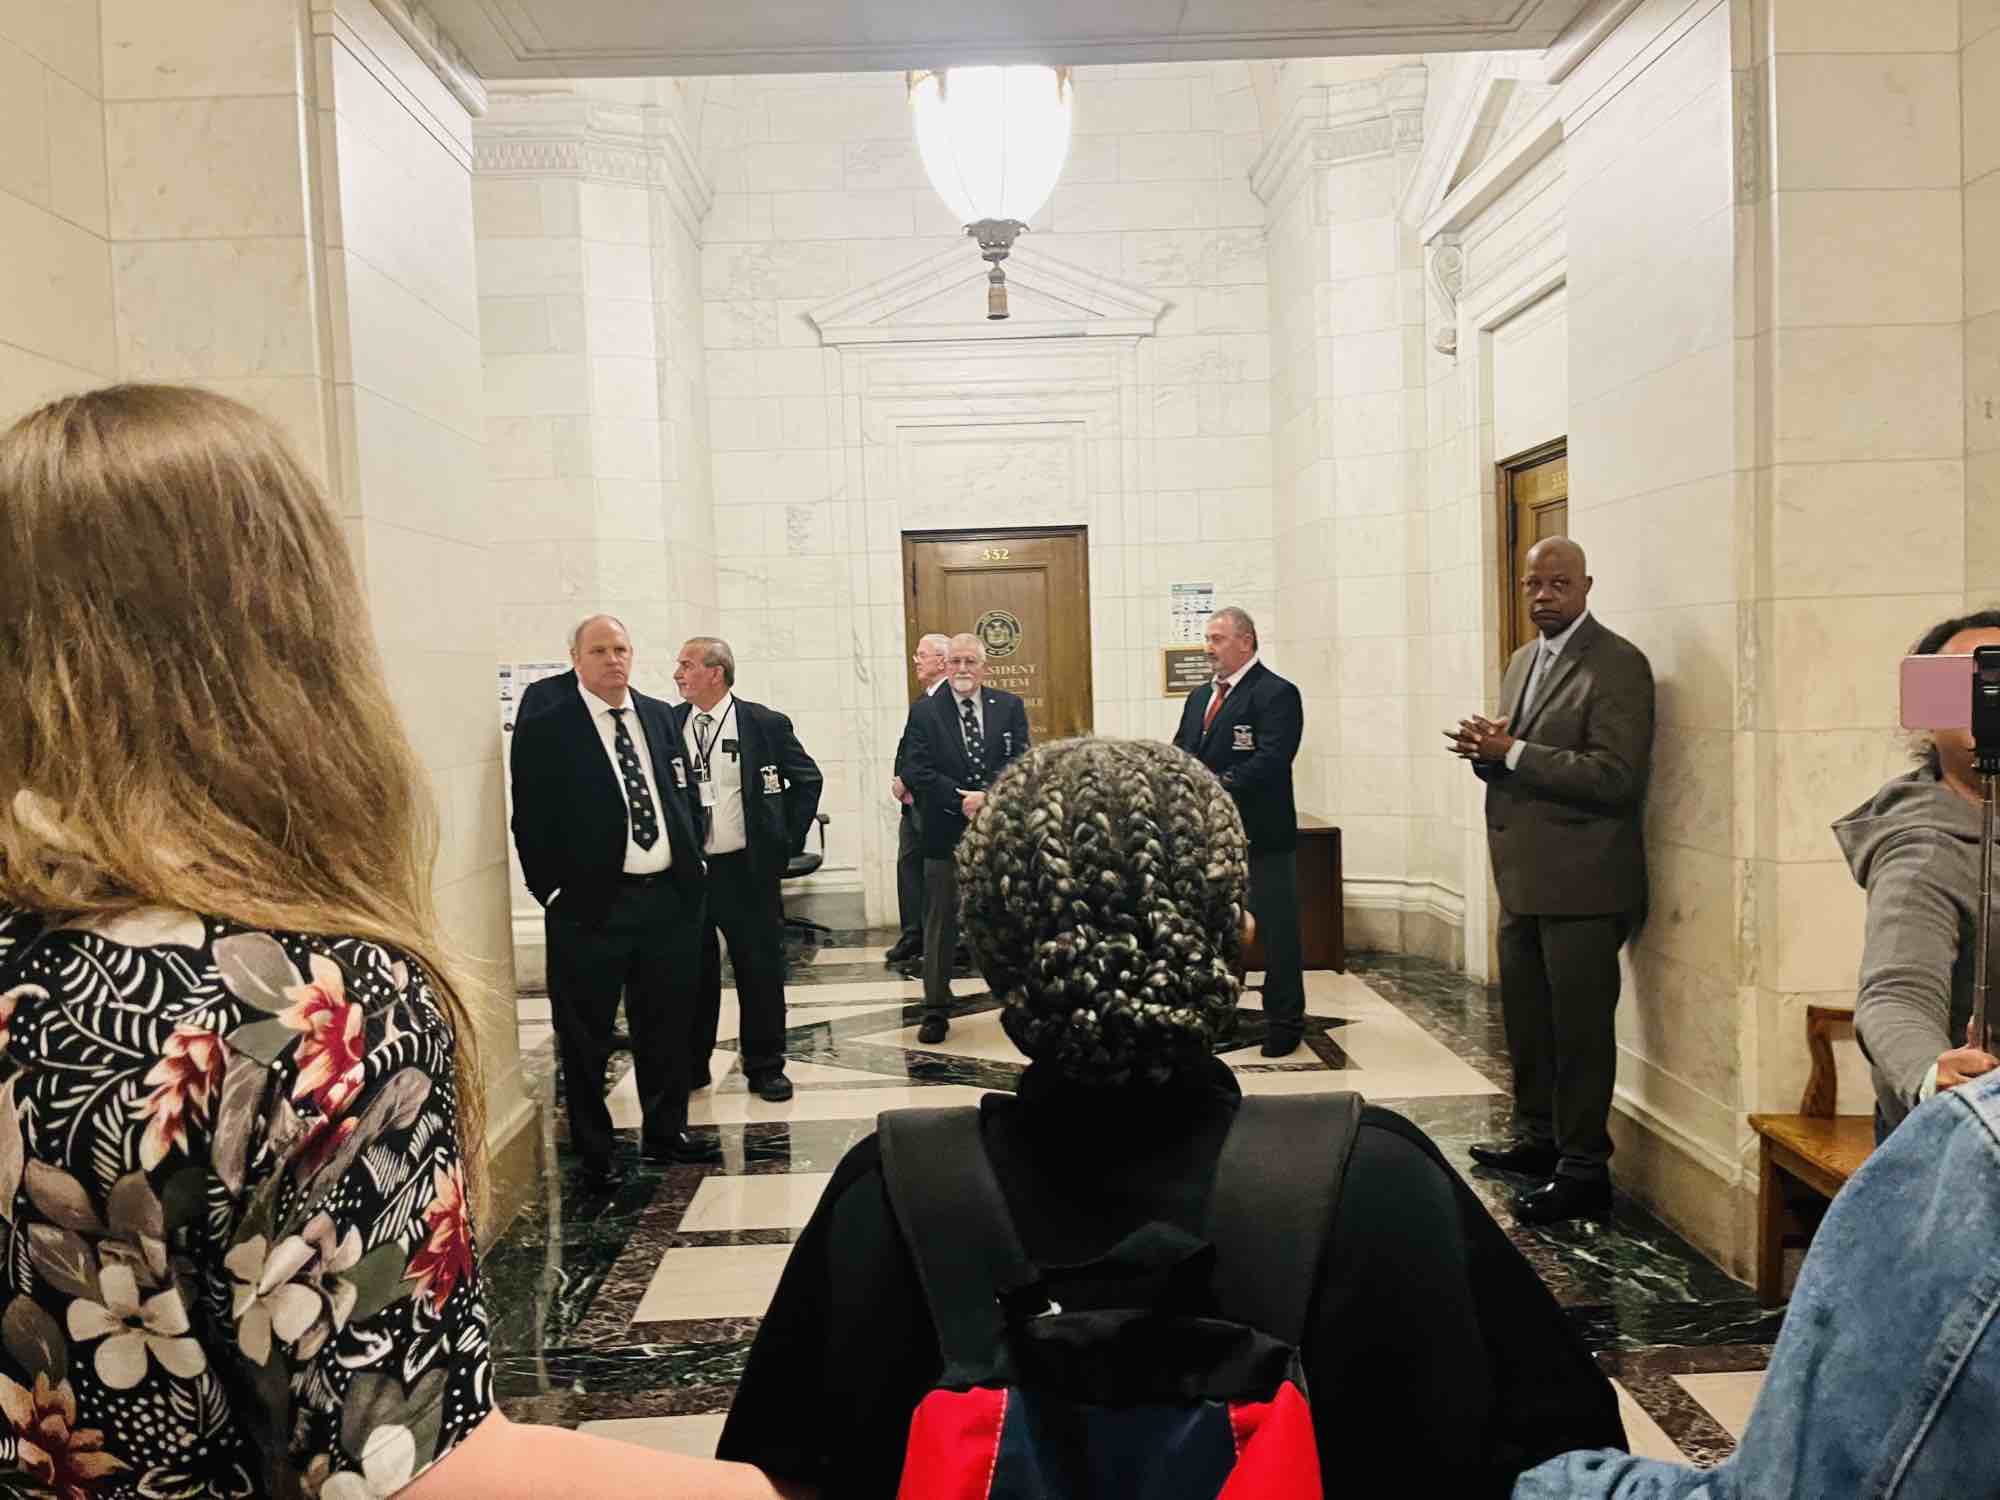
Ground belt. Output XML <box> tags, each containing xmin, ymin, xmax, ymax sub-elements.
<box><xmin>617</xmin><ymin>871</ymin><xmax>670</xmax><ymax>886</ymax></box>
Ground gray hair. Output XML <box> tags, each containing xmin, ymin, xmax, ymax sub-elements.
<box><xmin>569</xmin><ymin>613</ymin><xmax>630</xmax><ymax>652</ymax></box>
<box><xmin>683</xmin><ymin>635</ymin><xmax>736</xmax><ymax>687</ymax></box>
<box><xmin>946</xmin><ymin>631</ymin><xmax>987</xmax><ymax>663</ymax></box>
<box><xmin>917</xmin><ymin>632</ymin><xmax>951</xmax><ymax>657</ymax></box>
<box><xmin>1210</xmin><ymin>606</ymin><xmax>1257</xmax><ymax>648</ymax></box>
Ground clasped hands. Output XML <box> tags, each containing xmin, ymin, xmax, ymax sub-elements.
<box><xmin>1444</xmin><ymin>713</ymin><xmax>1516</xmax><ymax>764</ymax></box>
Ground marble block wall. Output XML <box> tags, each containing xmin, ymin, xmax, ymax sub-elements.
<box><xmin>1254</xmin><ymin>62</ymin><xmax>1440</xmax><ymax>956</ymax></box>
<box><xmin>694</xmin><ymin>63</ymin><xmax>1276</xmax><ymax>924</ymax></box>
<box><xmin>0</xmin><ymin>0</ymin><xmax>111</xmax><ymax>416</ymax></box>
<box><xmin>1969</xmin><ymin>0</ymin><xmax>2000</xmax><ymax>606</ymax></box>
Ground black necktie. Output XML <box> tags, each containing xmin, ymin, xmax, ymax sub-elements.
<box><xmin>609</xmin><ymin>708</ymin><xmax>659</xmax><ymax>850</ymax></box>
<box><xmin>960</xmin><ymin>696</ymin><xmax>986</xmax><ymax>788</ymax></box>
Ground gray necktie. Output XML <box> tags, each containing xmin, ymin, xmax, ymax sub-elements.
<box><xmin>1521</xmin><ymin>644</ymin><xmax>1555</xmax><ymax>719</ymax></box>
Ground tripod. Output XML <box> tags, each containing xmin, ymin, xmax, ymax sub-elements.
<box><xmin>1973</xmin><ymin>646</ymin><xmax>2000</xmax><ymax>1055</ymax></box>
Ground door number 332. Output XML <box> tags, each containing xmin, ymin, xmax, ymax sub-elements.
<box><xmin>981</xmin><ymin>547</ymin><xmax>1011</xmax><ymax>561</ymax></box>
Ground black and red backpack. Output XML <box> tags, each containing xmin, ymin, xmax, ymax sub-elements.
<box><xmin>877</xmin><ymin>1091</ymin><xmax>1362</xmax><ymax>1500</ymax></box>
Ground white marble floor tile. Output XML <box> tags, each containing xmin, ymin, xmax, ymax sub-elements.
<box><xmin>806</xmin><ymin>945</ymin><xmax>889</xmax><ymax>964</ymax></box>
<box><xmin>859</xmin><ymin>1009</ymin><xmax>1023</xmax><ymax>1063</ymax></box>
<box><xmin>518</xmin><ymin>1022</ymin><xmax>552</xmax><ymax>1054</ymax></box>
<box><xmin>517</xmin><ymin>995</ymin><xmax>551</xmax><ymax>1023</ymax></box>
<box><xmin>686</xmin><ymin>1082</ymin><xmax>996</xmax><ymax>1126</ymax></box>
<box><xmin>580</xmin><ymin>1413</ymin><xmax>725</xmax><ymax>1459</ymax></box>
<box><xmin>680</xmin><ymin>1172</ymin><xmax>835</xmax><ymax>1232</ymax></box>
<box><xmin>1612</xmin><ymin>1381</ymin><xmax>1689</xmax><ymax>1463</ymax></box>
<box><xmin>609</xmin><ymin>1057</ymin><xmax>887</xmax><ymax>1127</ymax></box>
<box><xmin>633</xmin><ymin>1244</ymin><xmax>793</xmax><ymax>1323</ymax></box>
<box><xmin>1674</xmin><ymin>1371</ymin><xmax>1764</xmax><ymax>1440</ymax></box>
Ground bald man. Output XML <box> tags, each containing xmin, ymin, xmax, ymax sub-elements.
<box><xmin>1447</xmin><ymin>538</ymin><xmax>1655</xmax><ymax>1226</ymax></box>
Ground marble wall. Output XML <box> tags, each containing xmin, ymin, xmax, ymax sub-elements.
<box><xmin>1257</xmin><ymin>63</ymin><xmax>1441</xmax><ymax>955</ymax></box>
<box><xmin>1969</xmin><ymin>0</ymin><xmax>2000</xmax><ymax>606</ymax></box>
<box><xmin>0</xmin><ymin>0</ymin><xmax>111</xmax><ymax>414</ymax></box>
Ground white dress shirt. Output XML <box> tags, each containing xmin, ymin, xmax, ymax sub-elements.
<box><xmin>579</xmin><ymin>683</ymin><xmax>671</xmax><ymax>874</ymax></box>
<box><xmin>1505</xmin><ymin>609</ymin><xmax>1591</xmax><ymax>771</ymax></box>
<box><xmin>1212</xmin><ymin>653</ymin><xmax>1260</xmax><ymax>697</ymax></box>
<box><xmin>683</xmin><ymin>692</ymin><xmax>747</xmax><ymax>856</ymax></box>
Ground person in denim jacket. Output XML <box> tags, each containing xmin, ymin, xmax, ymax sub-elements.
<box><xmin>1513</xmin><ymin>1068</ymin><xmax>2000</xmax><ymax>1500</ymax></box>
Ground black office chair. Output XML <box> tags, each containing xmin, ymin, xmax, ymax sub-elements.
<box><xmin>782</xmin><ymin>812</ymin><xmax>833</xmax><ymax>940</ymax></box>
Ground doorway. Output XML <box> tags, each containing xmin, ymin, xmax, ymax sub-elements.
<box><xmin>902</xmin><ymin>527</ymin><xmax>1093</xmax><ymax>742</ymax></box>
<box><xmin>1497</xmin><ymin>439</ymin><xmax>1568</xmax><ymax>666</ymax></box>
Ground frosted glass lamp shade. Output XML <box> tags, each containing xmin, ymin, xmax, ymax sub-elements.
<box><xmin>910</xmin><ymin>65</ymin><xmax>1073</xmax><ymax>227</ymax></box>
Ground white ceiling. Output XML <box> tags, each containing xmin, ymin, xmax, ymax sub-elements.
<box><xmin>425</xmin><ymin>0</ymin><xmax>1595</xmax><ymax>78</ymax></box>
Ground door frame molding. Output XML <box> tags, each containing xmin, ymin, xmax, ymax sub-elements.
<box><xmin>900</xmin><ymin>524</ymin><xmax>1094</xmax><ymax>727</ymax></box>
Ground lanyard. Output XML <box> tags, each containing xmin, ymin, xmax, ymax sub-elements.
<box><xmin>690</xmin><ymin>698</ymin><xmax>736</xmax><ymax>779</ymax></box>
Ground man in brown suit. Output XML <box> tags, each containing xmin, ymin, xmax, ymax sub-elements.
<box><xmin>1447</xmin><ymin>537</ymin><xmax>1655</xmax><ymax>1225</ymax></box>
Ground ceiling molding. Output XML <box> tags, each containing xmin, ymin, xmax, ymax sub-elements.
<box><xmin>370</xmin><ymin>0</ymin><xmax>487</xmax><ymax>116</ymax></box>
<box><xmin>807</xmin><ymin>243</ymin><xmax>1166</xmax><ymax>347</ymax></box>
<box><xmin>474</xmin><ymin>85</ymin><xmax>713</xmax><ymax>233</ymax></box>
<box><xmin>424</xmin><ymin>0</ymin><xmax>1597</xmax><ymax>79</ymax></box>
<box><xmin>1418</xmin><ymin>94</ymin><xmax>1564</xmax><ymax>245</ymax></box>
<box><xmin>1250</xmin><ymin>64</ymin><xmax>1427</xmax><ymax>210</ymax></box>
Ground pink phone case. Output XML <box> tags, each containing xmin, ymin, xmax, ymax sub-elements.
<box><xmin>1900</xmin><ymin>654</ymin><xmax>1974</xmax><ymax>731</ymax></box>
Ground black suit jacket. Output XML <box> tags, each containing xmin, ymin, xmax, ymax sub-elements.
<box><xmin>1173</xmin><ymin>661</ymin><xmax>1303</xmax><ymax>855</ymax></box>
<box><xmin>672</xmin><ymin>696</ymin><xmax>824</xmax><ymax>880</ymax></box>
<box><xmin>515</xmin><ymin>668</ymin><xmax>576</xmax><ymax>723</ymax></box>
<box><xmin>902</xmin><ymin>686</ymin><xmax>1031</xmax><ymax>859</ymax></box>
<box><xmin>509</xmin><ymin>685</ymin><xmax>704</xmax><ymax>926</ymax></box>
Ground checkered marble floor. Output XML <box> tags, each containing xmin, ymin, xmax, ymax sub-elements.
<box><xmin>485</xmin><ymin>937</ymin><xmax>1777</xmax><ymax>1472</ymax></box>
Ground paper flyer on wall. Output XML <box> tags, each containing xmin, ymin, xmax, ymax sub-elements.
<box><xmin>499</xmin><ymin>661</ymin><xmax>571</xmax><ymax>733</ymax></box>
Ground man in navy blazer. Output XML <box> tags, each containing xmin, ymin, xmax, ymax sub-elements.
<box><xmin>509</xmin><ymin>615</ymin><xmax>715</xmax><ymax>1184</ymax></box>
<box><xmin>671</xmin><ymin>637</ymin><xmax>823</xmax><ymax>1103</ymax></box>
<box><xmin>1172</xmin><ymin>606</ymin><xmax>1306</xmax><ymax>1055</ymax></box>
<box><xmin>902</xmin><ymin>631</ymin><xmax>1031</xmax><ymax>1043</ymax></box>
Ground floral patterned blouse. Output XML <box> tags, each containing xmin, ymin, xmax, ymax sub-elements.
<box><xmin>0</xmin><ymin>906</ymin><xmax>492</xmax><ymax>1498</ymax></box>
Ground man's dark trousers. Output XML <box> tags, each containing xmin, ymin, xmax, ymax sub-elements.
<box><xmin>1497</xmin><ymin>910</ymin><xmax>1625</xmax><ymax>1183</ymax></box>
<box><xmin>921</xmin><ymin>856</ymin><xmax>957</xmax><ymax>1022</ymax></box>
<box><xmin>895</xmin><ymin>802</ymin><xmax>924</xmax><ymax>952</ymax></box>
<box><xmin>692</xmin><ymin>850</ymin><xmax>788</xmax><ymax>1082</ymax></box>
<box><xmin>1248</xmin><ymin>851</ymin><xmax>1305</xmax><ymax>1041</ymax></box>
<box><xmin>546</xmin><ymin>876</ymin><xmax>702</xmax><ymax>1164</ymax></box>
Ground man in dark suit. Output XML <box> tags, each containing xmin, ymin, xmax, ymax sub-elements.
<box><xmin>673</xmin><ymin>637</ymin><xmax>823</xmax><ymax>1103</ymax></box>
<box><xmin>509</xmin><ymin>614</ymin><xmax>716</xmax><ymax>1185</ymax></box>
<box><xmin>1449</xmin><ymin>536</ymin><xmax>1655</xmax><ymax>1226</ymax></box>
<box><xmin>886</xmin><ymin>633</ymin><xmax>951</xmax><ymax>969</ymax></box>
<box><xmin>902</xmin><ymin>631</ymin><xmax>1031</xmax><ymax>1043</ymax></box>
<box><xmin>1173</xmin><ymin>606</ymin><xmax>1307</xmax><ymax>1056</ymax></box>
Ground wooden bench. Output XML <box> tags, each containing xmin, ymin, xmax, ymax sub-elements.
<box><xmin>1747</xmin><ymin>1005</ymin><xmax>1874</xmax><ymax>1306</ymax></box>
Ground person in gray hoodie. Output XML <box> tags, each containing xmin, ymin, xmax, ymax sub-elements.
<box><xmin>1834</xmin><ymin>608</ymin><xmax>2000</xmax><ymax>1137</ymax></box>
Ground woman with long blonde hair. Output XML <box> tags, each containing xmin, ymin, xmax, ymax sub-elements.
<box><xmin>0</xmin><ymin>386</ymin><xmax>804</xmax><ymax>1498</ymax></box>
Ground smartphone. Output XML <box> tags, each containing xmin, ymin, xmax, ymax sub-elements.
<box><xmin>1901</xmin><ymin>654</ymin><xmax>1973</xmax><ymax>731</ymax></box>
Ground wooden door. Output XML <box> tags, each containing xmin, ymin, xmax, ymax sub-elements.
<box><xmin>902</xmin><ymin>528</ymin><xmax>1093</xmax><ymax>742</ymax></box>
<box><xmin>1499</xmin><ymin>440</ymin><xmax>1568</xmax><ymax>664</ymax></box>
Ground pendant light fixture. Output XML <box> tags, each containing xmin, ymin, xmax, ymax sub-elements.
<box><xmin>908</xmin><ymin>65</ymin><xmax>1074</xmax><ymax>320</ymax></box>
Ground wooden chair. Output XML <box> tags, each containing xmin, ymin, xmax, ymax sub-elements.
<box><xmin>1747</xmin><ymin>1005</ymin><xmax>1875</xmax><ymax>1306</ymax></box>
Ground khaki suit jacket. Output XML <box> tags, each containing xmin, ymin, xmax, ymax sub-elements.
<box><xmin>1477</xmin><ymin>614</ymin><xmax>1655</xmax><ymax>917</ymax></box>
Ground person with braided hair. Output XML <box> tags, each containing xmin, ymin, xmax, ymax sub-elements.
<box><xmin>718</xmin><ymin>738</ymin><xmax>1625</xmax><ymax>1497</ymax></box>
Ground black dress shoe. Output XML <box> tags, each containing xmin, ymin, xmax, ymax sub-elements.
<box><xmin>916</xmin><ymin>1016</ymin><xmax>949</xmax><ymax>1045</ymax></box>
<box><xmin>1260</xmin><ymin>1032</ymin><xmax>1302</xmax><ymax>1058</ymax></box>
<box><xmin>750</xmin><ymin>1071</ymin><xmax>794</xmax><ymax>1102</ymax></box>
<box><xmin>646</xmin><ymin>1132</ymin><xmax>722</xmax><ymax>1165</ymax></box>
<box><xmin>1469</xmin><ymin>1139</ymin><xmax>1560</xmax><ymax>1175</ymax></box>
<box><xmin>884</xmin><ymin>938</ymin><xmax>921</xmax><ymax>964</ymax></box>
<box><xmin>894</xmin><ymin>958</ymin><xmax>924</xmax><ymax>979</ymax></box>
<box><xmin>689</xmin><ymin>1069</ymin><xmax>713</xmax><ymax>1092</ymax></box>
<box><xmin>574</xmin><ymin>1158</ymin><xmax>617</xmax><ymax>1191</ymax></box>
<box><xmin>1513</xmin><ymin>1176</ymin><xmax>1612</xmax><ymax>1226</ymax></box>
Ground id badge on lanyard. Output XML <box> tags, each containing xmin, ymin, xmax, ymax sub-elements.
<box><xmin>694</xmin><ymin>699</ymin><xmax>735</xmax><ymax>808</ymax></box>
